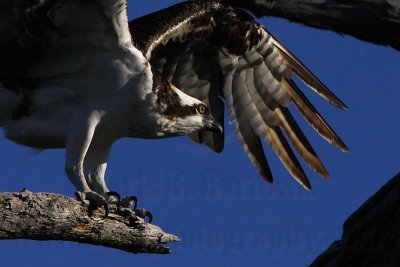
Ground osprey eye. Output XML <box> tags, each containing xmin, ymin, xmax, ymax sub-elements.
<box><xmin>197</xmin><ymin>104</ymin><xmax>207</xmax><ymax>114</ymax></box>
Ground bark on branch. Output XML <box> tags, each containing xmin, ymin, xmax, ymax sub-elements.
<box><xmin>225</xmin><ymin>0</ymin><xmax>400</xmax><ymax>51</ymax></box>
<box><xmin>0</xmin><ymin>190</ymin><xmax>179</xmax><ymax>254</ymax></box>
<box><xmin>310</xmin><ymin>172</ymin><xmax>400</xmax><ymax>266</ymax></box>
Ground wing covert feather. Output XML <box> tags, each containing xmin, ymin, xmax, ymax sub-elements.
<box><xmin>1</xmin><ymin>0</ymin><xmax>140</xmax><ymax>86</ymax></box>
<box><xmin>129</xmin><ymin>0</ymin><xmax>348</xmax><ymax>189</ymax></box>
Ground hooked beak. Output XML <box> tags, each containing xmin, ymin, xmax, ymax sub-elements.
<box><xmin>204</xmin><ymin>117</ymin><xmax>223</xmax><ymax>135</ymax></box>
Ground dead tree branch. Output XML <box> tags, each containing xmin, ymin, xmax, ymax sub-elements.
<box><xmin>310</xmin><ymin>172</ymin><xmax>400</xmax><ymax>266</ymax></box>
<box><xmin>224</xmin><ymin>0</ymin><xmax>400</xmax><ymax>51</ymax></box>
<box><xmin>0</xmin><ymin>190</ymin><xmax>179</xmax><ymax>254</ymax></box>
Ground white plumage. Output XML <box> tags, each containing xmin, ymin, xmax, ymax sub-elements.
<box><xmin>0</xmin><ymin>0</ymin><xmax>347</xmax><ymax>211</ymax></box>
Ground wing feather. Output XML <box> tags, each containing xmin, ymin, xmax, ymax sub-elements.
<box><xmin>155</xmin><ymin>40</ymin><xmax>225</xmax><ymax>152</ymax></box>
<box><xmin>275</xmin><ymin>107</ymin><xmax>330</xmax><ymax>177</ymax></box>
<box><xmin>129</xmin><ymin>1</ymin><xmax>348</xmax><ymax>188</ymax></box>
<box><xmin>281</xmin><ymin>78</ymin><xmax>349</xmax><ymax>152</ymax></box>
<box><xmin>1</xmin><ymin>0</ymin><xmax>142</xmax><ymax>86</ymax></box>
<box><xmin>271</xmin><ymin>34</ymin><xmax>348</xmax><ymax>110</ymax></box>
<box><xmin>236</xmin><ymin>61</ymin><xmax>310</xmax><ymax>188</ymax></box>
<box><xmin>266</xmin><ymin>126</ymin><xmax>311</xmax><ymax>190</ymax></box>
<box><xmin>246</xmin><ymin>66</ymin><xmax>278</xmax><ymax>125</ymax></box>
<box><xmin>229</xmin><ymin>73</ymin><xmax>273</xmax><ymax>182</ymax></box>
<box><xmin>234</xmin><ymin>69</ymin><xmax>267</xmax><ymax>137</ymax></box>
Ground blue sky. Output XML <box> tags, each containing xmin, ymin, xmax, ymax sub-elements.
<box><xmin>1</xmin><ymin>1</ymin><xmax>400</xmax><ymax>267</ymax></box>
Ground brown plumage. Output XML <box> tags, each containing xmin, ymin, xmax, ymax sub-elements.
<box><xmin>281</xmin><ymin>79</ymin><xmax>349</xmax><ymax>152</ymax></box>
<box><xmin>128</xmin><ymin>0</ymin><xmax>348</xmax><ymax>189</ymax></box>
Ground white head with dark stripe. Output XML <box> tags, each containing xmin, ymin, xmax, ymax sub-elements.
<box><xmin>154</xmin><ymin>73</ymin><xmax>222</xmax><ymax>136</ymax></box>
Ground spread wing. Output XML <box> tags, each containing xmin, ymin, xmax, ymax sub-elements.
<box><xmin>0</xmin><ymin>0</ymin><xmax>138</xmax><ymax>90</ymax></box>
<box><xmin>129</xmin><ymin>0</ymin><xmax>348</xmax><ymax>189</ymax></box>
<box><xmin>214</xmin><ymin>0</ymin><xmax>277</xmax><ymax>18</ymax></box>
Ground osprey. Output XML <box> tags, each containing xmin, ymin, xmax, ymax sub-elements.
<box><xmin>0</xmin><ymin>0</ymin><xmax>347</xmax><ymax>214</ymax></box>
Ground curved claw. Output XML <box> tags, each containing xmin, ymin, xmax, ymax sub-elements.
<box><xmin>74</xmin><ymin>191</ymin><xmax>109</xmax><ymax>219</ymax></box>
<box><xmin>106</xmin><ymin>191</ymin><xmax>121</xmax><ymax>205</ymax></box>
<box><xmin>75</xmin><ymin>191</ymin><xmax>88</xmax><ymax>206</ymax></box>
<box><xmin>135</xmin><ymin>208</ymin><xmax>153</xmax><ymax>223</ymax></box>
<box><xmin>119</xmin><ymin>195</ymin><xmax>138</xmax><ymax>210</ymax></box>
<box><xmin>101</xmin><ymin>202</ymin><xmax>109</xmax><ymax>220</ymax></box>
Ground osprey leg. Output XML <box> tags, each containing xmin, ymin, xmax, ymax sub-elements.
<box><xmin>84</xmin><ymin>144</ymin><xmax>112</xmax><ymax>195</ymax></box>
<box><xmin>83</xmin><ymin>142</ymin><xmax>139</xmax><ymax>209</ymax></box>
<box><xmin>65</xmin><ymin>106</ymin><xmax>108</xmax><ymax>209</ymax></box>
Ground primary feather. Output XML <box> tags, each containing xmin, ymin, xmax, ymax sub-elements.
<box><xmin>0</xmin><ymin>0</ymin><xmax>222</xmax><ymax>204</ymax></box>
<box><xmin>0</xmin><ymin>0</ymin><xmax>348</xmax><ymax>196</ymax></box>
<box><xmin>129</xmin><ymin>0</ymin><xmax>348</xmax><ymax>189</ymax></box>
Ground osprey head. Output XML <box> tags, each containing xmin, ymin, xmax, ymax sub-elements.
<box><xmin>155</xmin><ymin>77</ymin><xmax>222</xmax><ymax>136</ymax></box>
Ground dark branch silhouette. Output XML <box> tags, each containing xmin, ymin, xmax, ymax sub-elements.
<box><xmin>222</xmin><ymin>0</ymin><xmax>400</xmax><ymax>51</ymax></box>
<box><xmin>1</xmin><ymin>0</ymin><xmax>399</xmax><ymax>259</ymax></box>
<box><xmin>310</xmin><ymin>172</ymin><xmax>400</xmax><ymax>266</ymax></box>
<box><xmin>0</xmin><ymin>190</ymin><xmax>179</xmax><ymax>254</ymax></box>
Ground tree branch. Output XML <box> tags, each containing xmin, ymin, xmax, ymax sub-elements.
<box><xmin>0</xmin><ymin>190</ymin><xmax>180</xmax><ymax>254</ymax></box>
<box><xmin>310</xmin><ymin>172</ymin><xmax>400</xmax><ymax>266</ymax></box>
<box><xmin>224</xmin><ymin>0</ymin><xmax>400</xmax><ymax>51</ymax></box>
